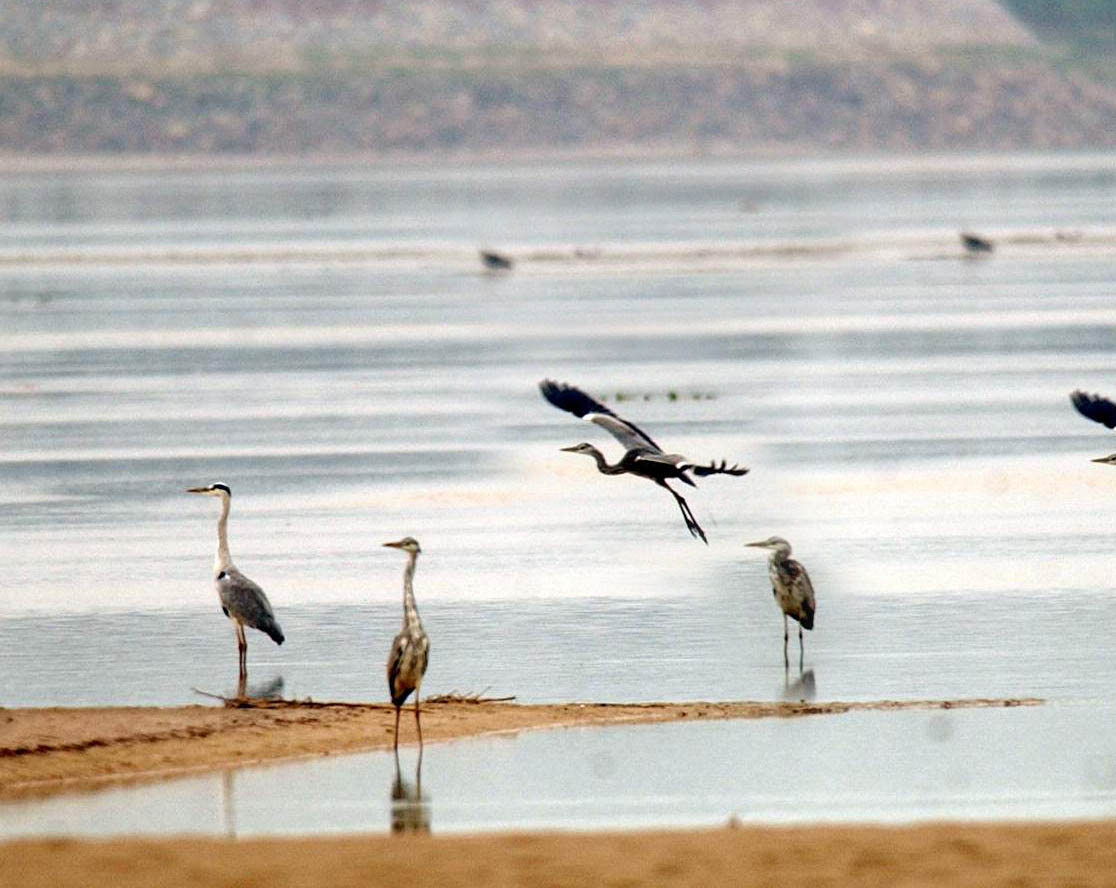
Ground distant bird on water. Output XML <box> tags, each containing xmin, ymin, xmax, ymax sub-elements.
<box><xmin>960</xmin><ymin>232</ymin><xmax>995</xmax><ymax>254</ymax></box>
<box><xmin>384</xmin><ymin>536</ymin><xmax>430</xmax><ymax>751</ymax></box>
<box><xmin>746</xmin><ymin>536</ymin><xmax>816</xmax><ymax>670</ymax></box>
<box><xmin>539</xmin><ymin>379</ymin><xmax>749</xmax><ymax>543</ymax></box>
<box><xmin>1070</xmin><ymin>390</ymin><xmax>1116</xmax><ymax>463</ymax></box>
<box><xmin>187</xmin><ymin>483</ymin><xmax>284</xmax><ymax>680</ymax></box>
<box><xmin>480</xmin><ymin>249</ymin><xmax>514</xmax><ymax>270</ymax></box>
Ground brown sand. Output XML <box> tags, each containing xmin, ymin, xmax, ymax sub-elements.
<box><xmin>1</xmin><ymin>697</ymin><xmax>1037</xmax><ymax>800</ymax></box>
<box><xmin>5</xmin><ymin>821</ymin><xmax>1116</xmax><ymax>888</ymax></box>
<box><xmin>8</xmin><ymin>696</ymin><xmax>1114</xmax><ymax>888</ymax></box>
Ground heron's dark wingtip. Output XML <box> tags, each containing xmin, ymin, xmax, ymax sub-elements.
<box><xmin>1071</xmin><ymin>389</ymin><xmax>1116</xmax><ymax>430</ymax></box>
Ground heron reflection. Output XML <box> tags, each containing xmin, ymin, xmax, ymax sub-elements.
<box><xmin>783</xmin><ymin>668</ymin><xmax>816</xmax><ymax>702</ymax></box>
<box><xmin>391</xmin><ymin>751</ymin><xmax>430</xmax><ymax>834</ymax></box>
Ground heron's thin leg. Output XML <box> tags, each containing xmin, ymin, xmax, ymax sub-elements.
<box><xmin>393</xmin><ymin>705</ymin><xmax>402</xmax><ymax>752</ymax></box>
<box><xmin>798</xmin><ymin>624</ymin><xmax>805</xmax><ymax>672</ymax></box>
<box><xmin>414</xmin><ymin>692</ymin><xmax>423</xmax><ymax>749</ymax></box>
<box><xmin>235</xmin><ymin>622</ymin><xmax>247</xmax><ymax>680</ymax></box>
<box><xmin>656</xmin><ymin>480</ymin><xmax>708</xmax><ymax>544</ymax></box>
<box><xmin>783</xmin><ymin>614</ymin><xmax>789</xmax><ymax>669</ymax></box>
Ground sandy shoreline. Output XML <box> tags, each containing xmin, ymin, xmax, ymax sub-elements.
<box><xmin>0</xmin><ymin>697</ymin><xmax>1038</xmax><ymax>800</ymax></box>
<box><xmin>6</xmin><ymin>821</ymin><xmax>1116</xmax><ymax>887</ymax></box>
<box><xmin>9</xmin><ymin>696</ymin><xmax>1116</xmax><ymax>888</ymax></box>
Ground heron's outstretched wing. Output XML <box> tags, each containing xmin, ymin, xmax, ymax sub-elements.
<box><xmin>685</xmin><ymin>459</ymin><xmax>750</xmax><ymax>477</ymax></box>
<box><xmin>538</xmin><ymin>379</ymin><xmax>661</xmax><ymax>452</ymax></box>
<box><xmin>1071</xmin><ymin>390</ymin><xmax>1116</xmax><ymax>430</ymax></box>
<box><xmin>217</xmin><ymin>568</ymin><xmax>284</xmax><ymax>644</ymax></box>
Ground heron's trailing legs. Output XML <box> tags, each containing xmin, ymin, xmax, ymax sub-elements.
<box><xmin>656</xmin><ymin>480</ymin><xmax>708</xmax><ymax>544</ymax></box>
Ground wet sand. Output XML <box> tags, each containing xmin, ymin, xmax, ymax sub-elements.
<box><xmin>0</xmin><ymin>697</ymin><xmax>1038</xmax><ymax>800</ymax></box>
<box><xmin>6</xmin><ymin>821</ymin><xmax>1116</xmax><ymax>888</ymax></box>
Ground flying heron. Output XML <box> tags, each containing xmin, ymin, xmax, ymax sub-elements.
<box><xmin>187</xmin><ymin>483</ymin><xmax>284</xmax><ymax>680</ymax></box>
<box><xmin>479</xmin><ymin>249</ymin><xmax>514</xmax><ymax>270</ymax></box>
<box><xmin>539</xmin><ymin>379</ymin><xmax>748</xmax><ymax>543</ymax></box>
<box><xmin>1070</xmin><ymin>390</ymin><xmax>1116</xmax><ymax>463</ymax></box>
<box><xmin>746</xmin><ymin>536</ymin><xmax>816</xmax><ymax>670</ymax></box>
<box><xmin>384</xmin><ymin>536</ymin><xmax>430</xmax><ymax>751</ymax></box>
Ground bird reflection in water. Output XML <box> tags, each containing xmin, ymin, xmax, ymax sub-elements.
<box><xmin>782</xmin><ymin>668</ymin><xmax>816</xmax><ymax>702</ymax></box>
<box><xmin>232</xmin><ymin>673</ymin><xmax>285</xmax><ymax>702</ymax></box>
<box><xmin>391</xmin><ymin>751</ymin><xmax>431</xmax><ymax>835</ymax></box>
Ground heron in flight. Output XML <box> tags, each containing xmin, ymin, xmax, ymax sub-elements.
<box><xmin>187</xmin><ymin>483</ymin><xmax>284</xmax><ymax>680</ymax></box>
<box><xmin>746</xmin><ymin>536</ymin><xmax>816</xmax><ymax>670</ymax></box>
<box><xmin>1071</xmin><ymin>390</ymin><xmax>1116</xmax><ymax>464</ymax></box>
<box><xmin>384</xmin><ymin>536</ymin><xmax>430</xmax><ymax>751</ymax></box>
<box><xmin>539</xmin><ymin>379</ymin><xmax>748</xmax><ymax>543</ymax></box>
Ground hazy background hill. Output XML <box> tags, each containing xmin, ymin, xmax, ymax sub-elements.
<box><xmin>0</xmin><ymin>0</ymin><xmax>1113</xmax><ymax>157</ymax></box>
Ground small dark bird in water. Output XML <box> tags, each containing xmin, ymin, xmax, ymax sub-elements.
<box><xmin>480</xmin><ymin>249</ymin><xmax>514</xmax><ymax>270</ymax></box>
<box><xmin>539</xmin><ymin>378</ymin><xmax>748</xmax><ymax>543</ymax></box>
<box><xmin>960</xmin><ymin>232</ymin><xmax>995</xmax><ymax>253</ymax></box>
<box><xmin>384</xmin><ymin>536</ymin><xmax>430</xmax><ymax>751</ymax></box>
<box><xmin>187</xmin><ymin>483</ymin><xmax>284</xmax><ymax>681</ymax></box>
<box><xmin>1070</xmin><ymin>390</ymin><xmax>1116</xmax><ymax>464</ymax></box>
<box><xmin>746</xmin><ymin>536</ymin><xmax>816</xmax><ymax>670</ymax></box>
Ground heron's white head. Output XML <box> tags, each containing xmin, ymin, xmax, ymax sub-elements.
<box><xmin>746</xmin><ymin>536</ymin><xmax>792</xmax><ymax>557</ymax></box>
<box><xmin>187</xmin><ymin>482</ymin><xmax>231</xmax><ymax>498</ymax></box>
<box><xmin>384</xmin><ymin>536</ymin><xmax>422</xmax><ymax>555</ymax></box>
<box><xmin>561</xmin><ymin>442</ymin><xmax>599</xmax><ymax>456</ymax></box>
<box><xmin>1091</xmin><ymin>454</ymin><xmax>1116</xmax><ymax>466</ymax></box>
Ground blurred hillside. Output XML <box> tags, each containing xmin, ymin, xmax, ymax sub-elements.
<box><xmin>0</xmin><ymin>0</ymin><xmax>1113</xmax><ymax>156</ymax></box>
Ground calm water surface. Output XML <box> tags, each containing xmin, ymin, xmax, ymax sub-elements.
<box><xmin>1</xmin><ymin>153</ymin><xmax>1115</xmax><ymax>832</ymax></box>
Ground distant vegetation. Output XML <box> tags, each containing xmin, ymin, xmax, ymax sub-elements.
<box><xmin>0</xmin><ymin>1</ymin><xmax>1113</xmax><ymax>157</ymax></box>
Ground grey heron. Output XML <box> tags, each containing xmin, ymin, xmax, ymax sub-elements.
<box><xmin>1071</xmin><ymin>390</ymin><xmax>1116</xmax><ymax>464</ymax></box>
<box><xmin>187</xmin><ymin>483</ymin><xmax>284</xmax><ymax>680</ymax></box>
<box><xmin>539</xmin><ymin>379</ymin><xmax>749</xmax><ymax>543</ymax></box>
<box><xmin>746</xmin><ymin>536</ymin><xmax>816</xmax><ymax>669</ymax></box>
<box><xmin>384</xmin><ymin>536</ymin><xmax>430</xmax><ymax>751</ymax></box>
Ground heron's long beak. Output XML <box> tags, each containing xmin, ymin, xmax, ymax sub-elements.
<box><xmin>383</xmin><ymin>540</ymin><xmax>405</xmax><ymax>549</ymax></box>
<box><xmin>745</xmin><ymin>540</ymin><xmax>768</xmax><ymax>548</ymax></box>
<box><xmin>186</xmin><ymin>486</ymin><xmax>208</xmax><ymax>494</ymax></box>
<box><xmin>560</xmin><ymin>445</ymin><xmax>580</xmax><ymax>452</ymax></box>
<box><xmin>1091</xmin><ymin>455</ymin><xmax>1116</xmax><ymax>464</ymax></box>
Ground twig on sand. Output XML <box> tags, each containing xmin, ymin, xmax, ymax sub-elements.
<box><xmin>191</xmin><ymin>687</ymin><xmax>515</xmax><ymax>709</ymax></box>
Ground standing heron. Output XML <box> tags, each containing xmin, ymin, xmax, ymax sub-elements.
<box><xmin>1071</xmin><ymin>390</ymin><xmax>1116</xmax><ymax>463</ymax></box>
<box><xmin>187</xmin><ymin>483</ymin><xmax>284</xmax><ymax>681</ymax></box>
<box><xmin>384</xmin><ymin>536</ymin><xmax>430</xmax><ymax>751</ymax></box>
<box><xmin>539</xmin><ymin>379</ymin><xmax>748</xmax><ymax>543</ymax></box>
<box><xmin>746</xmin><ymin>536</ymin><xmax>816</xmax><ymax>670</ymax></box>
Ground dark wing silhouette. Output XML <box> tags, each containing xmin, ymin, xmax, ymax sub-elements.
<box><xmin>1071</xmin><ymin>390</ymin><xmax>1116</xmax><ymax>430</ymax></box>
<box><xmin>687</xmin><ymin>459</ymin><xmax>750</xmax><ymax>477</ymax></box>
<box><xmin>538</xmin><ymin>379</ymin><xmax>661</xmax><ymax>452</ymax></box>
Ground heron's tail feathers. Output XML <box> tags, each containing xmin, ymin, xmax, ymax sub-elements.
<box><xmin>688</xmin><ymin>459</ymin><xmax>750</xmax><ymax>477</ymax></box>
<box><xmin>799</xmin><ymin>605</ymin><xmax>815</xmax><ymax>631</ymax></box>
<box><xmin>260</xmin><ymin>618</ymin><xmax>285</xmax><ymax>646</ymax></box>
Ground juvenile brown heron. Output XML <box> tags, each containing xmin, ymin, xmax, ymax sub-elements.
<box><xmin>384</xmin><ymin>536</ymin><xmax>430</xmax><ymax>751</ymax></box>
<box><xmin>187</xmin><ymin>483</ymin><xmax>284</xmax><ymax>680</ymax></box>
<box><xmin>746</xmin><ymin>536</ymin><xmax>816</xmax><ymax>670</ymax></box>
<box><xmin>1071</xmin><ymin>390</ymin><xmax>1116</xmax><ymax>464</ymax></box>
<box><xmin>539</xmin><ymin>379</ymin><xmax>749</xmax><ymax>543</ymax></box>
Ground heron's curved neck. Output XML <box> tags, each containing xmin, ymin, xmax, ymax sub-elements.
<box><xmin>214</xmin><ymin>493</ymin><xmax>233</xmax><ymax>572</ymax></box>
<box><xmin>402</xmin><ymin>552</ymin><xmax>422</xmax><ymax>633</ymax></box>
<box><xmin>767</xmin><ymin>544</ymin><xmax>792</xmax><ymax>564</ymax></box>
<box><xmin>585</xmin><ymin>446</ymin><xmax>626</xmax><ymax>476</ymax></box>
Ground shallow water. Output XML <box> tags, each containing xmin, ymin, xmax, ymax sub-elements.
<box><xmin>2</xmin><ymin>153</ymin><xmax>1116</xmax><ymax>833</ymax></box>
<box><xmin>4</xmin><ymin>702</ymin><xmax>1116</xmax><ymax>838</ymax></box>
